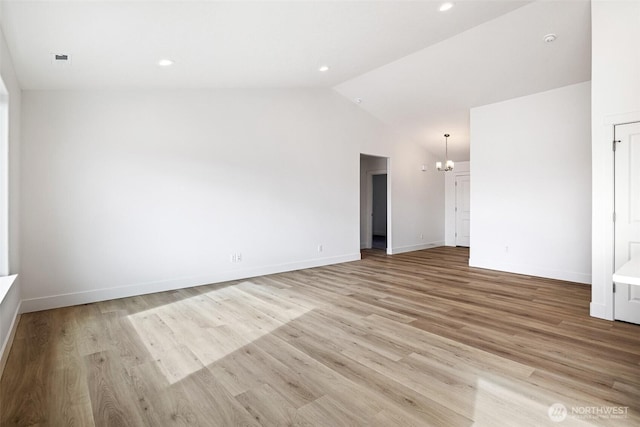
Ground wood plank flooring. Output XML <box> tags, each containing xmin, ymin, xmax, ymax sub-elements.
<box><xmin>1</xmin><ymin>247</ymin><xmax>639</xmax><ymax>426</ymax></box>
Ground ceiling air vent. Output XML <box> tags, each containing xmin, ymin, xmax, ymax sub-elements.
<box><xmin>50</xmin><ymin>53</ymin><xmax>71</xmax><ymax>67</ymax></box>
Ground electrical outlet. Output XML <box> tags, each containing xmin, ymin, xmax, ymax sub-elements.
<box><xmin>236</xmin><ymin>253</ymin><xmax>242</xmax><ymax>262</ymax></box>
<box><xmin>230</xmin><ymin>254</ymin><xmax>237</xmax><ymax>262</ymax></box>
<box><xmin>318</xmin><ymin>244</ymin><xmax>323</xmax><ymax>253</ymax></box>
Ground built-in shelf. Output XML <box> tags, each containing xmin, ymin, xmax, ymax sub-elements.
<box><xmin>0</xmin><ymin>275</ymin><xmax>17</xmax><ymax>304</ymax></box>
<box><xmin>613</xmin><ymin>257</ymin><xmax>640</xmax><ymax>286</ymax></box>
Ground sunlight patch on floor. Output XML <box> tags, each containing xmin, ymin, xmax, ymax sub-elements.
<box><xmin>127</xmin><ymin>281</ymin><xmax>313</xmax><ymax>384</ymax></box>
<box><xmin>472</xmin><ymin>377</ymin><xmax>599</xmax><ymax>427</ymax></box>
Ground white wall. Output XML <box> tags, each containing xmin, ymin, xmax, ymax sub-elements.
<box><xmin>590</xmin><ymin>0</ymin><xmax>640</xmax><ymax>320</ymax></box>
<box><xmin>470</xmin><ymin>82</ymin><xmax>591</xmax><ymax>284</ymax></box>
<box><xmin>0</xmin><ymin>21</ymin><xmax>22</xmax><ymax>375</ymax></box>
<box><xmin>444</xmin><ymin>161</ymin><xmax>470</xmax><ymax>246</ymax></box>
<box><xmin>389</xmin><ymin>142</ymin><xmax>445</xmax><ymax>254</ymax></box>
<box><xmin>20</xmin><ymin>89</ymin><xmax>444</xmax><ymax>311</ymax></box>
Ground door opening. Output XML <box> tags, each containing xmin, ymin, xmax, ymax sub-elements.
<box><xmin>360</xmin><ymin>154</ymin><xmax>390</xmax><ymax>253</ymax></box>
<box><xmin>371</xmin><ymin>174</ymin><xmax>387</xmax><ymax>250</ymax></box>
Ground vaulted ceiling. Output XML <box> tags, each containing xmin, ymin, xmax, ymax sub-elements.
<box><xmin>0</xmin><ymin>0</ymin><xmax>591</xmax><ymax>160</ymax></box>
<box><xmin>335</xmin><ymin>1</ymin><xmax>592</xmax><ymax>160</ymax></box>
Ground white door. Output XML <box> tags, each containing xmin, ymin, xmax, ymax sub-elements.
<box><xmin>455</xmin><ymin>175</ymin><xmax>471</xmax><ymax>247</ymax></box>
<box><xmin>614</xmin><ymin>121</ymin><xmax>640</xmax><ymax>324</ymax></box>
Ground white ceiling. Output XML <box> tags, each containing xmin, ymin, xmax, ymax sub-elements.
<box><xmin>1</xmin><ymin>1</ymin><xmax>591</xmax><ymax>160</ymax></box>
<box><xmin>1</xmin><ymin>0</ymin><xmax>530</xmax><ymax>89</ymax></box>
<box><xmin>335</xmin><ymin>0</ymin><xmax>592</xmax><ymax>161</ymax></box>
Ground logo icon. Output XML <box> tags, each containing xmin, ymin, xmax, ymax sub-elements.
<box><xmin>548</xmin><ymin>403</ymin><xmax>568</xmax><ymax>422</ymax></box>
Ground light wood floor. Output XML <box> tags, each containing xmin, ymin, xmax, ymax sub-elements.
<box><xmin>1</xmin><ymin>247</ymin><xmax>639</xmax><ymax>426</ymax></box>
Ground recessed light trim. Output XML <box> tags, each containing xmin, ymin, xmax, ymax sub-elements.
<box><xmin>439</xmin><ymin>2</ymin><xmax>454</xmax><ymax>12</ymax></box>
<box><xmin>543</xmin><ymin>33</ymin><xmax>557</xmax><ymax>43</ymax></box>
<box><xmin>318</xmin><ymin>65</ymin><xmax>330</xmax><ymax>72</ymax></box>
<box><xmin>157</xmin><ymin>58</ymin><xmax>174</xmax><ymax>67</ymax></box>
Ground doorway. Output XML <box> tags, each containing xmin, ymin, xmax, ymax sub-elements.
<box><xmin>371</xmin><ymin>174</ymin><xmax>387</xmax><ymax>249</ymax></box>
<box><xmin>614</xmin><ymin>121</ymin><xmax>640</xmax><ymax>324</ymax></box>
<box><xmin>360</xmin><ymin>154</ymin><xmax>390</xmax><ymax>253</ymax></box>
<box><xmin>455</xmin><ymin>175</ymin><xmax>470</xmax><ymax>247</ymax></box>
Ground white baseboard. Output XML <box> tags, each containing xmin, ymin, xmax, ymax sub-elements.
<box><xmin>20</xmin><ymin>253</ymin><xmax>361</xmax><ymax>313</ymax></box>
<box><xmin>0</xmin><ymin>300</ymin><xmax>21</xmax><ymax>380</ymax></box>
<box><xmin>468</xmin><ymin>258</ymin><xmax>592</xmax><ymax>285</ymax></box>
<box><xmin>388</xmin><ymin>241</ymin><xmax>444</xmax><ymax>255</ymax></box>
<box><xmin>589</xmin><ymin>302</ymin><xmax>612</xmax><ymax>321</ymax></box>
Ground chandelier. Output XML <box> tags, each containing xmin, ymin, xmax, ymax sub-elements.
<box><xmin>436</xmin><ymin>133</ymin><xmax>454</xmax><ymax>172</ymax></box>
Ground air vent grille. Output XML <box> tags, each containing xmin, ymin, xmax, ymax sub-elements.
<box><xmin>50</xmin><ymin>53</ymin><xmax>72</xmax><ymax>67</ymax></box>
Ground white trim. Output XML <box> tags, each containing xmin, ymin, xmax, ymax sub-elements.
<box><xmin>590</xmin><ymin>302</ymin><xmax>608</xmax><ymax>320</ymax></box>
<box><xmin>20</xmin><ymin>253</ymin><xmax>361</xmax><ymax>313</ymax></box>
<box><xmin>389</xmin><ymin>241</ymin><xmax>444</xmax><ymax>255</ymax></box>
<box><xmin>385</xmin><ymin>157</ymin><xmax>393</xmax><ymax>255</ymax></box>
<box><xmin>604</xmin><ymin>111</ymin><xmax>640</xmax><ymax>126</ymax></box>
<box><xmin>469</xmin><ymin>258</ymin><xmax>591</xmax><ymax>284</ymax></box>
<box><xmin>0</xmin><ymin>300</ymin><xmax>21</xmax><ymax>379</ymax></box>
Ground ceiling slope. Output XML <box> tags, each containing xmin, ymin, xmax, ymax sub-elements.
<box><xmin>1</xmin><ymin>0</ymin><xmax>528</xmax><ymax>90</ymax></box>
<box><xmin>334</xmin><ymin>0</ymin><xmax>592</xmax><ymax>161</ymax></box>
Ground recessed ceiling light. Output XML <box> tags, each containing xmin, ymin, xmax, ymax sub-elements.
<box><xmin>318</xmin><ymin>65</ymin><xmax>330</xmax><ymax>72</ymax></box>
<box><xmin>439</xmin><ymin>2</ymin><xmax>454</xmax><ymax>12</ymax></box>
<box><xmin>543</xmin><ymin>33</ymin><xmax>557</xmax><ymax>43</ymax></box>
<box><xmin>157</xmin><ymin>58</ymin><xmax>174</xmax><ymax>67</ymax></box>
<box><xmin>355</xmin><ymin>98</ymin><xmax>362</xmax><ymax>104</ymax></box>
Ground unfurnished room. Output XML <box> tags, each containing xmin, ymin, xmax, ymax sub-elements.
<box><xmin>0</xmin><ymin>0</ymin><xmax>639</xmax><ymax>426</ymax></box>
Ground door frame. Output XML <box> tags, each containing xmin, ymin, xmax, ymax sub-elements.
<box><xmin>613</xmin><ymin>119</ymin><xmax>640</xmax><ymax>321</ymax></box>
<box><xmin>444</xmin><ymin>162</ymin><xmax>470</xmax><ymax>247</ymax></box>
<box><xmin>593</xmin><ymin>111</ymin><xmax>640</xmax><ymax>321</ymax></box>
